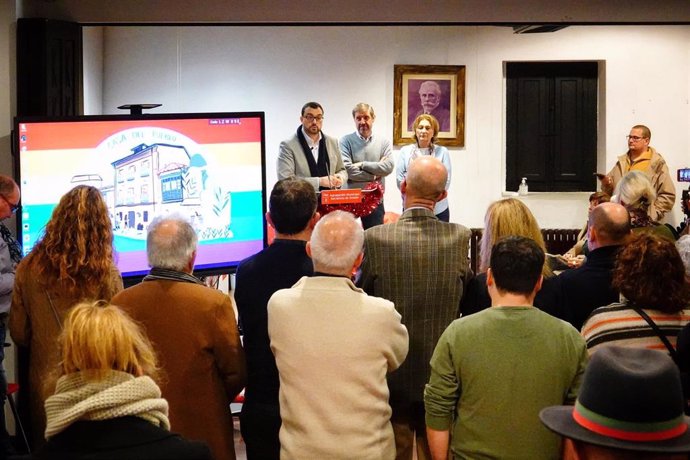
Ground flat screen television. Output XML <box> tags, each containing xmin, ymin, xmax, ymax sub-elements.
<box><xmin>13</xmin><ymin>112</ymin><xmax>267</xmax><ymax>279</ymax></box>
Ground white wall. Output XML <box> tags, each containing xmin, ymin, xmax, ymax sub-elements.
<box><xmin>83</xmin><ymin>26</ymin><xmax>104</xmax><ymax>115</ymax></box>
<box><xmin>93</xmin><ymin>25</ymin><xmax>690</xmax><ymax>229</ymax></box>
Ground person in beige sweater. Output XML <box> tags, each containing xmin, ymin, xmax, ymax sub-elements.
<box><xmin>269</xmin><ymin>211</ymin><xmax>409</xmax><ymax>460</ymax></box>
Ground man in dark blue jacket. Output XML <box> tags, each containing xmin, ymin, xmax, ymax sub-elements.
<box><xmin>234</xmin><ymin>178</ymin><xmax>319</xmax><ymax>459</ymax></box>
<box><xmin>551</xmin><ymin>202</ymin><xmax>630</xmax><ymax>330</ymax></box>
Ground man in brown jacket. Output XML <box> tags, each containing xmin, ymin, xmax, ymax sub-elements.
<box><xmin>113</xmin><ymin>214</ymin><xmax>246</xmax><ymax>460</ymax></box>
<box><xmin>601</xmin><ymin>124</ymin><xmax>675</xmax><ymax>222</ymax></box>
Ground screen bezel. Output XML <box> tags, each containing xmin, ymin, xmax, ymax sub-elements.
<box><xmin>12</xmin><ymin>111</ymin><xmax>268</xmax><ymax>282</ymax></box>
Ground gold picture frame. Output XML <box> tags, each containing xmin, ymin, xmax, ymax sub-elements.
<box><xmin>394</xmin><ymin>64</ymin><xmax>466</xmax><ymax>147</ymax></box>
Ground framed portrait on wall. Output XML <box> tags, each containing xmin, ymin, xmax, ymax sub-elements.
<box><xmin>394</xmin><ymin>65</ymin><xmax>465</xmax><ymax>147</ymax></box>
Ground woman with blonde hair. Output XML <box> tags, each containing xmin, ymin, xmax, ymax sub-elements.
<box><xmin>461</xmin><ymin>198</ymin><xmax>557</xmax><ymax>316</ymax></box>
<box><xmin>9</xmin><ymin>185</ymin><xmax>124</xmax><ymax>446</ymax></box>
<box><xmin>32</xmin><ymin>300</ymin><xmax>212</xmax><ymax>459</ymax></box>
<box><xmin>396</xmin><ymin>113</ymin><xmax>452</xmax><ymax>221</ymax></box>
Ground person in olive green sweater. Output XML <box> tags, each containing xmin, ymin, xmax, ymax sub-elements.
<box><xmin>424</xmin><ymin>236</ymin><xmax>588</xmax><ymax>460</ymax></box>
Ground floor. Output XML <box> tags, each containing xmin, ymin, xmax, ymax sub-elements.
<box><xmin>233</xmin><ymin>414</ymin><xmax>247</xmax><ymax>459</ymax></box>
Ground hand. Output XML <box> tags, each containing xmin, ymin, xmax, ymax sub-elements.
<box><xmin>567</xmin><ymin>255</ymin><xmax>585</xmax><ymax>268</ymax></box>
<box><xmin>330</xmin><ymin>175</ymin><xmax>344</xmax><ymax>188</ymax></box>
<box><xmin>562</xmin><ymin>253</ymin><xmax>585</xmax><ymax>269</ymax></box>
<box><xmin>595</xmin><ymin>173</ymin><xmax>612</xmax><ymax>188</ymax></box>
<box><xmin>352</xmin><ymin>162</ymin><xmax>363</xmax><ymax>169</ymax></box>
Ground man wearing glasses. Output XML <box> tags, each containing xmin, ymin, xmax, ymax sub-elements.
<box><xmin>600</xmin><ymin>124</ymin><xmax>675</xmax><ymax>222</ymax></box>
<box><xmin>277</xmin><ymin>101</ymin><xmax>347</xmax><ymax>191</ymax></box>
<box><xmin>0</xmin><ymin>175</ymin><xmax>20</xmax><ymax>456</ymax></box>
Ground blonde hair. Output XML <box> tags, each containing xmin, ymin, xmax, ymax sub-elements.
<box><xmin>613</xmin><ymin>170</ymin><xmax>656</xmax><ymax>214</ymax></box>
<box><xmin>59</xmin><ymin>300</ymin><xmax>159</xmax><ymax>382</ymax></box>
<box><xmin>413</xmin><ymin>113</ymin><xmax>440</xmax><ymax>149</ymax></box>
<box><xmin>479</xmin><ymin>198</ymin><xmax>551</xmax><ymax>276</ymax></box>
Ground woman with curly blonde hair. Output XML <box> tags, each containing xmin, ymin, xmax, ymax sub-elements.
<box><xmin>461</xmin><ymin>198</ymin><xmax>557</xmax><ymax>316</ymax></box>
<box><xmin>33</xmin><ymin>300</ymin><xmax>212</xmax><ymax>459</ymax></box>
<box><xmin>9</xmin><ymin>185</ymin><xmax>123</xmax><ymax>447</ymax></box>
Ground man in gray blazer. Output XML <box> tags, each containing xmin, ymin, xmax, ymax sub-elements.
<box><xmin>277</xmin><ymin>101</ymin><xmax>347</xmax><ymax>190</ymax></box>
<box><xmin>357</xmin><ymin>156</ymin><xmax>472</xmax><ymax>460</ymax></box>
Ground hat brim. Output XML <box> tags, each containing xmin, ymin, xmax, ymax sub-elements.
<box><xmin>540</xmin><ymin>406</ymin><xmax>690</xmax><ymax>453</ymax></box>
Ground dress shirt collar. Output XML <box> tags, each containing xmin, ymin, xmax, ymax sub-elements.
<box><xmin>356</xmin><ymin>132</ymin><xmax>372</xmax><ymax>143</ymax></box>
<box><xmin>301</xmin><ymin>127</ymin><xmax>321</xmax><ymax>147</ymax></box>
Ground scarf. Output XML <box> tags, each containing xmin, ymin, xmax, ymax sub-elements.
<box><xmin>296</xmin><ymin>126</ymin><xmax>330</xmax><ymax>189</ymax></box>
<box><xmin>143</xmin><ymin>267</ymin><xmax>204</xmax><ymax>285</ymax></box>
<box><xmin>0</xmin><ymin>222</ymin><xmax>22</xmax><ymax>264</ymax></box>
<box><xmin>44</xmin><ymin>370</ymin><xmax>170</xmax><ymax>439</ymax></box>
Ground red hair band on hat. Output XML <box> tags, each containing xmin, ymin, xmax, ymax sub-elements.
<box><xmin>573</xmin><ymin>401</ymin><xmax>688</xmax><ymax>442</ymax></box>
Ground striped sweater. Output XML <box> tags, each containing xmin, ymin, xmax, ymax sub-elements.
<box><xmin>581</xmin><ymin>302</ymin><xmax>690</xmax><ymax>355</ymax></box>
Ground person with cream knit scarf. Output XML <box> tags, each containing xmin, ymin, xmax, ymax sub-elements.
<box><xmin>30</xmin><ymin>300</ymin><xmax>212</xmax><ymax>460</ymax></box>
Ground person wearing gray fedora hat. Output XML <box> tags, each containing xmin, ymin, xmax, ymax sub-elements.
<box><xmin>540</xmin><ymin>345</ymin><xmax>690</xmax><ymax>459</ymax></box>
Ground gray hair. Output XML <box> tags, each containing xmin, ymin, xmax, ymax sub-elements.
<box><xmin>677</xmin><ymin>235</ymin><xmax>690</xmax><ymax>277</ymax></box>
<box><xmin>419</xmin><ymin>80</ymin><xmax>442</xmax><ymax>95</ymax></box>
<box><xmin>146</xmin><ymin>213</ymin><xmax>198</xmax><ymax>271</ymax></box>
<box><xmin>352</xmin><ymin>103</ymin><xmax>375</xmax><ymax>118</ymax></box>
<box><xmin>309</xmin><ymin>210</ymin><xmax>363</xmax><ymax>274</ymax></box>
<box><xmin>612</xmin><ymin>170</ymin><xmax>656</xmax><ymax>213</ymax></box>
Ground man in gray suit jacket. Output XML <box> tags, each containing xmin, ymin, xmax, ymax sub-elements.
<box><xmin>277</xmin><ymin>101</ymin><xmax>347</xmax><ymax>191</ymax></box>
<box><xmin>357</xmin><ymin>156</ymin><xmax>472</xmax><ymax>460</ymax></box>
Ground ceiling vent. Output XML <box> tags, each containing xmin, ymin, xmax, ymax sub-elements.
<box><xmin>513</xmin><ymin>25</ymin><xmax>568</xmax><ymax>34</ymax></box>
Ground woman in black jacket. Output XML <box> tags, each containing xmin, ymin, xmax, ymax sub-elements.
<box><xmin>31</xmin><ymin>300</ymin><xmax>212</xmax><ymax>460</ymax></box>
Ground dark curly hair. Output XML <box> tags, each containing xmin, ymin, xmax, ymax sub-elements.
<box><xmin>612</xmin><ymin>232</ymin><xmax>689</xmax><ymax>313</ymax></box>
<box><xmin>27</xmin><ymin>185</ymin><xmax>117</xmax><ymax>298</ymax></box>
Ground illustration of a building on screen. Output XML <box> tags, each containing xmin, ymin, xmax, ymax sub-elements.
<box><xmin>18</xmin><ymin>117</ymin><xmax>265</xmax><ymax>276</ymax></box>
<box><xmin>106</xmin><ymin>142</ymin><xmax>232</xmax><ymax>240</ymax></box>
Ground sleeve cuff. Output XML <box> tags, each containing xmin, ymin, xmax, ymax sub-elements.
<box><xmin>425</xmin><ymin>413</ymin><xmax>453</xmax><ymax>431</ymax></box>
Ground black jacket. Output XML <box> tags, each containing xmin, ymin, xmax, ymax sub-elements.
<box><xmin>28</xmin><ymin>416</ymin><xmax>212</xmax><ymax>460</ymax></box>
<box><xmin>549</xmin><ymin>245</ymin><xmax>622</xmax><ymax>331</ymax></box>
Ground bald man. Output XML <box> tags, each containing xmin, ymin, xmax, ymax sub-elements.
<box><xmin>548</xmin><ymin>202</ymin><xmax>631</xmax><ymax>330</ymax></box>
<box><xmin>357</xmin><ymin>156</ymin><xmax>472</xmax><ymax>460</ymax></box>
<box><xmin>268</xmin><ymin>211</ymin><xmax>408</xmax><ymax>459</ymax></box>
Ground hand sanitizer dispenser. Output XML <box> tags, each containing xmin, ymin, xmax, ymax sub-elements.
<box><xmin>518</xmin><ymin>177</ymin><xmax>528</xmax><ymax>196</ymax></box>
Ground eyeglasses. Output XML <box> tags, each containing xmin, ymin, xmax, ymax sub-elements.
<box><xmin>626</xmin><ymin>135</ymin><xmax>647</xmax><ymax>141</ymax></box>
<box><xmin>1</xmin><ymin>195</ymin><xmax>20</xmax><ymax>214</ymax></box>
<box><xmin>303</xmin><ymin>115</ymin><xmax>324</xmax><ymax>122</ymax></box>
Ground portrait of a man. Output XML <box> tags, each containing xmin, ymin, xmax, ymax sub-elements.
<box><xmin>407</xmin><ymin>79</ymin><xmax>452</xmax><ymax>132</ymax></box>
<box><xmin>394</xmin><ymin>65</ymin><xmax>465</xmax><ymax>147</ymax></box>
